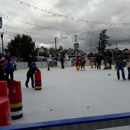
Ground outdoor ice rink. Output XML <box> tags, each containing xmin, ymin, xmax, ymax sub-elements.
<box><xmin>12</xmin><ymin>66</ymin><xmax>130</xmax><ymax>129</ymax></box>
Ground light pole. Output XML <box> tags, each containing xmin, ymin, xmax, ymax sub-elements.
<box><xmin>1</xmin><ymin>32</ymin><xmax>4</xmax><ymax>55</ymax></box>
<box><xmin>74</xmin><ymin>35</ymin><xmax>78</xmax><ymax>56</ymax></box>
<box><xmin>116</xmin><ymin>42</ymin><xmax>118</xmax><ymax>48</ymax></box>
<box><xmin>55</xmin><ymin>37</ymin><xmax>57</xmax><ymax>61</ymax></box>
<box><xmin>86</xmin><ymin>36</ymin><xmax>91</xmax><ymax>58</ymax></box>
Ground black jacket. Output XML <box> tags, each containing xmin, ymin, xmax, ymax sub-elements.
<box><xmin>27</xmin><ymin>66</ymin><xmax>40</xmax><ymax>77</ymax></box>
<box><xmin>0</xmin><ymin>67</ymin><xmax>9</xmax><ymax>82</ymax></box>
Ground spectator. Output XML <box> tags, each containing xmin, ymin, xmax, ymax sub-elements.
<box><xmin>5</xmin><ymin>51</ymin><xmax>14</xmax><ymax>80</ymax></box>
<box><xmin>59</xmin><ymin>56</ymin><xmax>65</xmax><ymax>69</ymax></box>
<box><xmin>114</xmin><ymin>50</ymin><xmax>126</xmax><ymax>80</ymax></box>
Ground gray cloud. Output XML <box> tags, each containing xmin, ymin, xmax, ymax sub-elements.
<box><xmin>0</xmin><ymin>0</ymin><xmax>130</xmax><ymax>54</ymax></box>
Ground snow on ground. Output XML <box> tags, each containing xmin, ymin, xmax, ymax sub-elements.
<box><xmin>12</xmin><ymin>66</ymin><xmax>130</xmax><ymax>126</ymax></box>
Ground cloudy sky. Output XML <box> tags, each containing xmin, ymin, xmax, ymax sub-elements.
<box><xmin>0</xmin><ymin>0</ymin><xmax>130</xmax><ymax>54</ymax></box>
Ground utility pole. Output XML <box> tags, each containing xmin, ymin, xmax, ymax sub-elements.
<box><xmin>86</xmin><ymin>36</ymin><xmax>91</xmax><ymax>58</ymax></box>
<box><xmin>116</xmin><ymin>42</ymin><xmax>118</xmax><ymax>48</ymax></box>
<box><xmin>74</xmin><ymin>35</ymin><xmax>78</xmax><ymax>56</ymax></box>
<box><xmin>1</xmin><ymin>32</ymin><xmax>4</xmax><ymax>55</ymax></box>
<box><xmin>55</xmin><ymin>37</ymin><xmax>57</xmax><ymax>61</ymax></box>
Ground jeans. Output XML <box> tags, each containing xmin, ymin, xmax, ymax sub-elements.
<box><xmin>128</xmin><ymin>67</ymin><xmax>130</xmax><ymax>79</ymax></box>
<box><xmin>116</xmin><ymin>63</ymin><xmax>125</xmax><ymax>79</ymax></box>
<box><xmin>25</xmin><ymin>74</ymin><xmax>34</xmax><ymax>87</ymax></box>
<box><xmin>5</xmin><ymin>69</ymin><xmax>14</xmax><ymax>80</ymax></box>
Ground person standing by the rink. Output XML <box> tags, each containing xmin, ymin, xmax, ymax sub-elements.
<box><xmin>107</xmin><ymin>56</ymin><xmax>112</xmax><ymax>69</ymax></box>
<box><xmin>59</xmin><ymin>55</ymin><xmax>65</xmax><ymax>69</ymax></box>
<box><xmin>94</xmin><ymin>57</ymin><xmax>97</xmax><ymax>68</ymax></box>
<box><xmin>75</xmin><ymin>56</ymin><xmax>79</xmax><ymax>67</ymax></box>
<box><xmin>25</xmin><ymin>62</ymin><xmax>40</xmax><ymax>88</ymax></box>
<box><xmin>81</xmin><ymin>55</ymin><xmax>86</xmax><ymax>71</ymax></box>
<box><xmin>114</xmin><ymin>50</ymin><xmax>126</xmax><ymax>80</ymax></box>
<box><xmin>127</xmin><ymin>62</ymin><xmax>130</xmax><ymax>80</ymax></box>
<box><xmin>96</xmin><ymin>55</ymin><xmax>102</xmax><ymax>69</ymax></box>
<box><xmin>46</xmin><ymin>58</ymin><xmax>51</xmax><ymax>71</ymax></box>
<box><xmin>28</xmin><ymin>54</ymin><xmax>34</xmax><ymax>68</ymax></box>
<box><xmin>4</xmin><ymin>51</ymin><xmax>14</xmax><ymax>80</ymax></box>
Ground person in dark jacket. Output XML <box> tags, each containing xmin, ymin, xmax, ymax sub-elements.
<box><xmin>25</xmin><ymin>62</ymin><xmax>40</xmax><ymax>88</ymax></box>
<box><xmin>127</xmin><ymin>62</ymin><xmax>130</xmax><ymax>80</ymax></box>
<box><xmin>114</xmin><ymin>50</ymin><xmax>126</xmax><ymax>80</ymax></box>
<box><xmin>96</xmin><ymin>55</ymin><xmax>102</xmax><ymax>69</ymax></box>
<box><xmin>28</xmin><ymin>54</ymin><xmax>34</xmax><ymax>68</ymax></box>
<box><xmin>107</xmin><ymin>56</ymin><xmax>112</xmax><ymax>69</ymax></box>
<box><xmin>81</xmin><ymin>56</ymin><xmax>86</xmax><ymax>71</ymax></box>
<box><xmin>59</xmin><ymin>56</ymin><xmax>65</xmax><ymax>69</ymax></box>
<box><xmin>4</xmin><ymin>51</ymin><xmax>14</xmax><ymax>80</ymax></box>
<box><xmin>75</xmin><ymin>56</ymin><xmax>79</xmax><ymax>67</ymax></box>
<box><xmin>0</xmin><ymin>56</ymin><xmax>8</xmax><ymax>82</ymax></box>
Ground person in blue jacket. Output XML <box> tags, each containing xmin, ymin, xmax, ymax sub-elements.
<box><xmin>4</xmin><ymin>51</ymin><xmax>14</xmax><ymax>80</ymax></box>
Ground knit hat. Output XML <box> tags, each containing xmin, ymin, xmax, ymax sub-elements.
<box><xmin>0</xmin><ymin>56</ymin><xmax>8</xmax><ymax>68</ymax></box>
<box><xmin>31</xmin><ymin>62</ymin><xmax>36</xmax><ymax>66</ymax></box>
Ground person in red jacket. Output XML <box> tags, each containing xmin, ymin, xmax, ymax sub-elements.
<box><xmin>75</xmin><ymin>56</ymin><xmax>79</xmax><ymax>67</ymax></box>
<box><xmin>78</xmin><ymin>59</ymin><xmax>81</xmax><ymax>66</ymax></box>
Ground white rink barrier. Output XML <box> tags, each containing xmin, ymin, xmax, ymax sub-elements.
<box><xmin>15</xmin><ymin>60</ymin><xmax>90</xmax><ymax>69</ymax></box>
<box><xmin>57</xmin><ymin>61</ymin><xmax>71</xmax><ymax>67</ymax></box>
<box><xmin>1</xmin><ymin>112</ymin><xmax>130</xmax><ymax>130</ymax></box>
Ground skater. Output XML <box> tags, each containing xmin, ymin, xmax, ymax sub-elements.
<box><xmin>114</xmin><ymin>50</ymin><xmax>126</xmax><ymax>80</ymax></box>
<box><xmin>5</xmin><ymin>51</ymin><xmax>14</xmax><ymax>80</ymax></box>
<box><xmin>0</xmin><ymin>56</ymin><xmax>9</xmax><ymax>83</ymax></box>
<box><xmin>13</xmin><ymin>57</ymin><xmax>17</xmax><ymax>71</ymax></box>
<box><xmin>75</xmin><ymin>56</ymin><xmax>79</xmax><ymax>67</ymax></box>
<box><xmin>94</xmin><ymin>58</ymin><xmax>97</xmax><ymax>68</ymax></box>
<box><xmin>28</xmin><ymin>54</ymin><xmax>34</xmax><ymax>68</ymax></box>
<box><xmin>25</xmin><ymin>62</ymin><xmax>40</xmax><ymax>88</ymax></box>
<box><xmin>46</xmin><ymin>58</ymin><xmax>50</xmax><ymax>71</ymax></box>
<box><xmin>127</xmin><ymin>62</ymin><xmax>130</xmax><ymax>80</ymax></box>
<box><xmin>59</xmin><ymin>56</ymin><xmax>64</xmax><ymax>69</ymax></box>
<box><xmin>96</xmin><ymin>55</ymin><xmax>102</xmax><ymax>69</ymax></box>
<box><xmin>78</xmin><ymin>59</ymin><xmax>82</xmax><ymax>70</ymax></box>
<box><xmin>81</xmin><ymin>56</ymin><xmax>86</xmax><ymax>71</ymax></box>
<box><xmin>107</xmin><ymin>56</ymin><xmax>112</xmax><ymax>69</ymax></box>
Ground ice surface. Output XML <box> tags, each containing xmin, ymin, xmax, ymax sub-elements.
<box><xmin>11</xmin><ymin>66</ymin><xmax>130</xmax><ymax>125</ymax></box>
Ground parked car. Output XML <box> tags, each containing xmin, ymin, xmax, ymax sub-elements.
<box><xmin>50</xmin><ymin>60</ymin><xmax>57</xmax><ymax>66</ymax></box>
<box><xmin>71</xmin><ymin>58</ymin><xmax>76</xmax><ymax>66</ymax></box>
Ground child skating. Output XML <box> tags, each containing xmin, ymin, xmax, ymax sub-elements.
<box><xmin>25</xmin><ymin>62</ymin><xmax>40</xmax><ymax>88</ymax></box>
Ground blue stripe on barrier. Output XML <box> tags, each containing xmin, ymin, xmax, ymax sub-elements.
<box><xmin>12</xmin><ymin>114</ymin><xmax>23</xmax><ymax>120</ymax></box>
<box><xmin>1</xmin><ymin>112</ymin><xmax>130</xmax><ymax>130</ymax></box>
<box><xmin>11</xmin><ymin>106</ymin><xmax>22</xmax><ymax>112</ymax></box>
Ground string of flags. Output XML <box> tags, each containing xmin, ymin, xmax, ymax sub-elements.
<box><xmin>13</xmin><ymin>0</ymin><xmax>130</xmax><ymax>26</ymax></box>
<box><xmin>1</xmin><ymin>13</ymin><xmax>86</xmax><ymax>34</ymax></box>
<box><xmin>3</xmin><ymin>24</ymin><xmax>56</xmax><ymax>38</ymax></box>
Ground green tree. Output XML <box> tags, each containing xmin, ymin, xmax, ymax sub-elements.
<box><xmin>97</xmin><ymin>29</ymin><xmax>110</xmax><ymax>69</ymax></box>
<box><xmin>6</xmin><ymin>34</ymin><xmax>37</xmax><ymax>61</ymax></box>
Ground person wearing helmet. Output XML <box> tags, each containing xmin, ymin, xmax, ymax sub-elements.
<box><xmin>25</xmin><ymin>62</ymin><xmax>40</xmax><ymax>88</ymax></box>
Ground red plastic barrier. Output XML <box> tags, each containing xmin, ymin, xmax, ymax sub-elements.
<box><xmin>9</xmin><ymin>81</ymin><xmax>23</xmax><ymax>120</ymax></box>
<box><xmin>34</xmin><ymin>71</ymin><xmax>42</xmax><ymax>90</ymax></box>
<box><xmin>0</xmin><ymin>96</ymin><xmax>12</xmax><ymax>126</ymax></box>
<box><xmin>0</xmin><ymin>81</ymin><xmax>8</xmax><ymax>97</ymax></box>
<box><xmin>9</xmin><ymin>81</ymin><xmax>22</xmax><ymax>104</ymax></box>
